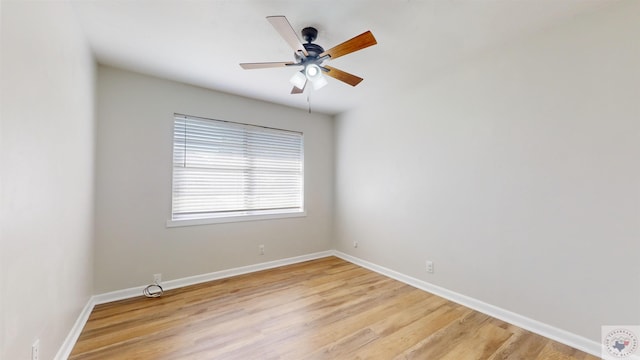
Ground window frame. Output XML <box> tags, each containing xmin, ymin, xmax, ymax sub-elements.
<box><xmin>166</xmin><ymin>113</ymin><xmax>305</xmax><ymax>227</ymax></box>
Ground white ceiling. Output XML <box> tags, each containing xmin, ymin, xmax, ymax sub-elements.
<box><xmin>72</xmin><ymin>0</ymin><xmax>614</xmax><ymax>115</ymax></box>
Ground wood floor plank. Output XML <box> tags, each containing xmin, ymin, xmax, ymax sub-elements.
<box><xmin>394</xmin><ymin>310</ymin><xmax>489</xmax><ymax>359</ymax></box>
<box><xmin>438</xmin><ymin>321</ymin><xmax>513</xmax><ymax>360</ymax></box>
<box><xmin>535</xmin><ymin>341</ymin><xmax>602</xmax><ymax>360</ymax></box>
<box><xmin>486</xmin><ymin>327</ymin><xmax>549</xmax><ymax>359</ymax></box>
<box><xmin>69</xmin><ymin>257</ymin><xmax>599</xmax><ymax>360</ymax></box>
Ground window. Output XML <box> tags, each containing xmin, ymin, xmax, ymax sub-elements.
<box><xmin>169</xmin><ymin>114</ymin><xmax>304</xmax><ymax>225</ymax></box>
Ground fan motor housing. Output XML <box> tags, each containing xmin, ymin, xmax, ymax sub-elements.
<box><xmin>303</xmin><ymin>43</ymin><xmax>324</xmax><ymax>57</ymax></box>
<box><xmin>294</xmin><ymin>43</ymin><xmax>325</xmax><ymax>64</ymax></box>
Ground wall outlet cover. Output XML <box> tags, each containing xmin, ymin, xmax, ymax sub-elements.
<box><xmin>32</xmin><ymin>339</ymin><xmax>40</xmax><ymax>360</ymax></box>
<box><xmin>426</xmin><ymin>260</ymin><xmax>434</xmax><ymax>273</ymax></box>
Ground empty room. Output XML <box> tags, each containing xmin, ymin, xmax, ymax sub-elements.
<box><xmin>1</xmin><ymin>0</ymin><xmax>639</xmax><ymax>359</ymax></box>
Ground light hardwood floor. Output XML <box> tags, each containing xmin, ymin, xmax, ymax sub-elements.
<box><xmin>70</xmin><ymin>257</ymin><xmax>599</xmax><ymax>359</ymax></box>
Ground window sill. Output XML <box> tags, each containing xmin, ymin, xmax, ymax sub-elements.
<box><xmin>166</xmin><ymin>211</ymin><xmax>306</xmax><ymax>228</ymax></box>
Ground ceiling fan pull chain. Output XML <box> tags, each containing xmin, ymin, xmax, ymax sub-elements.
<box><xmin>308</xmin><ymin>94</ymin><xmax>311</xmax><ymax>113</ymax></box>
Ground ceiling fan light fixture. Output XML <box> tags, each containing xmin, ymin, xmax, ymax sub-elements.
<box><xmin>311</xmin><ymin>74</ymin><xmax>328</xmax><ymax>90</ymax></box>
<box><xmin>305</xmin><ymin>64</ymin><xmax>321</xmax><ymax>79</ymax></box>
<box><xmin>289</xmin><ymin>71</ymin><xmax>307</xmax><ymax>89</ymax></box>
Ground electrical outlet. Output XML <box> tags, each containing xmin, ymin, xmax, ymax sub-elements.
<box><xmin>259</xmin><ymin>244</ymin><xmax>265</xmax><ymax>255</ymax></box>
<box><xmin>426</xmin><ymin>260</ymin><xmax>434</xmax><ymax>274</ymax></box>
<box><xmin>353</xmin><ymin>241</ymin><xmax>358</xmax><ymax>248</ymax></box>
<box><xmin>32</xmin><ymin>339</ymin><xmax>40</xmax><ymax>360</ymax></box>
<box><xmin>153</xmin><ymin>273</ymin><xmax>162</xmax><ymax>284</ymax></box>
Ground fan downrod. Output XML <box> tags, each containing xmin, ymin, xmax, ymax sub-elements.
<box><xmin>297</xmin><ymin>27</ymin><xmax>324</xmax><ymax>60</ymax></box>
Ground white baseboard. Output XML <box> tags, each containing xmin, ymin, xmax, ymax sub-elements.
<box><xmin>57</xmin><ymin>249</ymin><xmax>606</xmax><ymax>359</ymax></box>
<box><xmin>332</xmin><ymin>251</ymin><xmax>603</xmax><ymax>358</ymax></box>
<box><xmin>54</xmin><ymin>296</ymin><xmax>97</xmax><ymax>360</ymax></box>
<box><xmin>92</xmin><ymin>250</ymin><xmax>334</xmax><ymax>305</ymax></box>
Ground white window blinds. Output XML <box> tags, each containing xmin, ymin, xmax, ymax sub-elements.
<box><xmin>172</xmin><ymin>114</ymin><xmax>304</xmax><ymax>221</ymax></box>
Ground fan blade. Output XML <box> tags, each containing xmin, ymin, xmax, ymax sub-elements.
<box><xmin>324</xmin><ymin>65</ymin><xmax>363</xmax><ymax>87</ymax></box>
<box><xmin>239</xmin><ymin>61</ymin><xmax>295</xmax><ymax>70</ymax></box>
<box><xmin>320</xmin><ymin>31</ymin><xmax>377</xmax><ymax>60</ymax></box>
<box><xmin>267</xmin><ymin>16</ymin><xmax>308</xmax><ymax>56</ymax></box>
<box><xmin>291</xmin><ymin>79</ymin><xmax>307</xmax><ymax>94</ymax></box>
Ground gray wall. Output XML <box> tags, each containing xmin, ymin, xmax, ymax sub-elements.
<box><xmin>334</xmin><ymin>0</ymin><xmax>639</xmax><ymax>343</ymax></box>
<box><xmin>94</xmin><ymin>66</ymin><xmax>334</xmax><ymax>293</ymax></box>
<box><xmin>0</xmin><ymin>2</ymin><xmax>96</xmax><ymax>359</ymax></box>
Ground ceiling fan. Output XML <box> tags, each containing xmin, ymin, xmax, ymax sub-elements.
<box><xmin>240</xmin><ymin>16</ymin><xmax>377</xmax><ymax>94</ymax></box>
